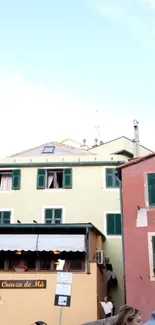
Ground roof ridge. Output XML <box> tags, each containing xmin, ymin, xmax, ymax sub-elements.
<box><xmin>88</xmin><ymin>136</ymin><xmax>153</xmax><ymax>153</ymax></box>
<box><xmin>61</xmin><ymin>138</ymin><xmax>82</xmax><ymax>145</ymax></box>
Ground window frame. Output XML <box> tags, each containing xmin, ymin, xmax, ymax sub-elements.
<box><xmin>37</xmin><ymin>168</ymin><xmax>72</xmax><ymax>190</ymax></box>
<box><xmin>146</xmin><ymin>172</ymin><xmax>155</xmax><ymax>208</ymax></box>
<box><xmin>0</xmin><ymin>209</ymin><xmax>13</xmax><ymax>224</ymax></box>
<box><xmin>42</xmin><ymin>206</ymin><xmax>65</xmax><ymax>224</ymax></box>
<box><xmin>148</xmin><ymin>232</ymin><xmax>155</xmax><ymax>281</ymax></box>
<box><xmin>46</xmin><ymin>169</ymin><xmax>63</xmax><ymax>189</ymax></box>
<box><xmin>69</xmin><ymin>259</ymin><xmax>85</xmax><ymax>272</ymax></box>
<box><xmin>0</xmin><ymin>169</ymin><xmax>21</xmax><ymax>192</ymax></box>
<box><xmin>105</xmin><ymin>168</ymin><xmax>120</xmax><ymax>189</ymax></box>
<box><xmin>42</xmin><ymin>146</ymin><xmax>55</xmax><ymax>154</ymax></box>
<box><xmin>104</xmin><ymin>211</ymin><xmax>122</xmax><ymax>237</ymax></box>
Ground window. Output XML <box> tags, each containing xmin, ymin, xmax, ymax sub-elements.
<box><xmin>42</xmin><ymin>146</ymin><xmax>55</xmax><ymax>154</ymax></box>
<box><xmin>148</xmin><ymin>174</ymin><xmax>155</xmax><ymax>206</ymax></box>
<box><xmin>0</xmin><ymin>251</ymin><xmax>85</xmax><ymax>272</ymax></box>
<box><xmin>152</xmin><ymin>236</ymin><xmax>155</xmax><ymax>274</ymax></box>
<box><xmin>106</xmin><ymin>213</ymin><xmax>122</xmax><ymax>235</ymax></box>
<box><xmin>6</xmin><ymin>252</ymin><xmax>37</xmax><ymax>271</ymax></box>
<box><xmin>70</xmin><ymin>259</ymin><xmax>82</xmax><ymax>271</ymax></box>
<box><xmin>0</xmin><ymin>211</ymin><xmax>11</xmax><ymax>224</ymax></box>
<box><xmin>39</xmin><ymin>252</ymin><xmax>85</xmax><ymax>272</ymax></box>
<box><xmin>0</xmin><ymin>170</ymin><xmax>21</xmax><ymax>191</ymax></box>
<box><xmin>106</xmin><ymin>168</ymin><xmax>119</xmax><ymax>188</ymax></box>
<box><xmin>37</xmin><ymin>168</ymin><xmax>72</xmax><ymax>189</ymax></box>
<box><xmin>45</xmin><ymin>208</ymin><xmax>62</xmax><ymax>224</ymax></box>
<box><xmin>0</xmin><ymin>252</ymin><xmax>5</xmax><ymax>270</ymax></box>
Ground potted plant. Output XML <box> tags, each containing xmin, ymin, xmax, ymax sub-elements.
<box><xmin>14</xmin><ymin>264</ymin><xmax>28</xmax><ymax>272</ymax></box>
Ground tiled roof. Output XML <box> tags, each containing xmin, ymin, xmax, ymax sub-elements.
<box><xmin>117</xmin><ymin>152</ymin><xmax>155</xmax><ymax>170</ymax></box>
<box><xmin>9</xmin><ymin>141</ymin><xmax>95</xmax><ymax>157</ymax></box>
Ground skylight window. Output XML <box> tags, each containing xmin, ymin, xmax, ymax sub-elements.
<box><xmin>42</xmin><ymin>146</ymin><xmax>55</xmax><ymax>154</ymax></box>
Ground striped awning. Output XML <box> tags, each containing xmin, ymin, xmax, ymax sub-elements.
<box><xmin>0</xmin><ymin>234</ymin><xmax>85</xmax><ymax>252</ymax></box>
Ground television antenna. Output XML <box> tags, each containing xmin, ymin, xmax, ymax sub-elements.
<box><xmin>94</xmin><ymin>109</ymin><xmax>101</xmax><ymax>146</ymax></box>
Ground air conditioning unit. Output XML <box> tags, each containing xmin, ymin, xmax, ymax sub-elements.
<box><xmin>95</xmin><ymin>250</ymin><xmax>105</xmax><ymax>265</ymax></box>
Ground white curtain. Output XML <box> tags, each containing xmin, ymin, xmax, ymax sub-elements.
<box><xmin>47</xmin><ymin>174</ymin><xmax>54</xmax><ymax>188</ymax></box>
<box><xmin>0</xmin><ymin>175</ymin><xmax>12</xmax><ymax>191</ymax></box>
<box><xmin>48</xmin><ymin>172</ymin><xmax>59</xmax><ymax>188</ymax></box>
<box><xmin>54</xmin><ymin>172</ymin><xmax>59</xmax><ymax>188</ymax></box>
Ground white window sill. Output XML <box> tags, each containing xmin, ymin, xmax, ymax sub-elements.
<box><xmin>102</xmin><ymin>187</ymin><xmax>119</xmax><ymax>191</ymax></box>
<box><xmin>106</xmin><ymin>235</ymin><xmax>122</xmax><ymax>239</ymax></box>
<box><xmin>42</xmin><ymin>189</ymin><xmax>66</xmax><ymax>193</ymax></box>
<box><xmin>0</xmin><ymin>190</ymin><xmax>15</xmax><ymax>193</ymax></box>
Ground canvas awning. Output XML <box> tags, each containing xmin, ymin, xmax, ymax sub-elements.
<box><xmin>0</xmin><ymin>234</ymin><xmax>86</xmax><ymax>252</ymax></box>
<box><xmin>0</xmin><ymin>235</ymin><xmax>38</xmax><ymax>251</ymax></box>
<box><xmin>37</xmin><ymin>235</ymin><xmax>85</xmax><ymax>252</ymax></box>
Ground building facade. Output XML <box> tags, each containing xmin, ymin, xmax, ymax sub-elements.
<box><xmin>118</xmin><ymin>153</ymin><xmax>155</xmax><ymax>322</ymax></box>
<box><xmin>0</xmin><ymin>137</ymin><xmax>152</xmax><ymax>311</ymax></box>
<box><xmin>0</xmin><ymin>223</ymin><xmax>107</xmax><ymax>325</ymax></box>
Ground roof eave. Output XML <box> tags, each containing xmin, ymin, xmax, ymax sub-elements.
<box><xmin>0</xmin><ymin>161</ymin><xmax>125</xmax><ymax>168</ymax></box>
<box><xmin>0</xmin><ymin>223</ymin><xmax>106</xmax><ymax>239</ymax></box>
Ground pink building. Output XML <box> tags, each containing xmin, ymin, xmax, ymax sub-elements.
<box><xmin>118</xmin><ymin>153</ymin><xmax>155</xmax><ymax>322</ymax></box>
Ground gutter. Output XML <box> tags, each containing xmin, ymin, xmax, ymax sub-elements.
<box><xmin>0</xmin><ymin>161</ymin><xmax>125</xmax><ymax>168</ymax></box>
<box><xmin>86</xmin><ymin>227</ymin><xmax>91</xmax><ymax>274</ymax></box>
<box><xmin>116</xmin><ymin>169</ymin><xmax>127</xmax><ymax>304</ymax></box>
<box><xmin>119</xmin><ymin>180</ymin><xmax>126</xmax><ymax>303</ymax></box>
<box><xmin>0</xmin><ymin>223</ymin><xmax>94</xmax><ymax>230</ymax></box>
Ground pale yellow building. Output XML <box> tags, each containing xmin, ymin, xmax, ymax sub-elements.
<box><xmin>0</xmin><ymin>136</ymin><xmax>152</xmax><ymax>311</ymax></box>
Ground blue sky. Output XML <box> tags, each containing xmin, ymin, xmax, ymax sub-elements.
<box><xmin>0</xmin><ymin>0</ymin><xmax>155</xmax><ymax>155</ymax></box>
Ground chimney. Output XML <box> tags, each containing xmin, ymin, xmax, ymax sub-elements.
<box><xmin>133</xmin><ymin>119</ymin><xmax>140</xmax><ymax>158</ymax></box>
<box><xmin>83</xmin><ymin>139</ymin><xmax>86</xmax><ymax>146</ymax></box>
<box><xmin>80</xmin><ymin>139</ymin><xmax>88</xmax><ymax>150</ymax></box>
<box><xmin>95</xmin><ymin>138</ymin><xmax>98</xmax><ymax>146</ymax></box>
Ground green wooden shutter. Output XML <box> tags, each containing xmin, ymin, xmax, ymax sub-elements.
<box><xmin>106</xmin><ymin>214</ymin><xmax>115</xmax><ymax>235</ymax></box>
<box><xmin>45</xmin><ymin>209</ymin><xmax>53</xmax><ymax>224</ymax></box>
<box><xmin>115</xmin><ymin>214</ymin><xmax>122</xmax><ymax>235</ymax></box>
<box><xmin>148</xmin><ymin>174</ymin><xmax>155</xmax><ymax>206</ymax></box>
<box><xmin>63</xmin><ymin>169</ymin><xmax>72</xmax><ymax>189</ymax></box>
<box><xmin>3</xmin><ymin>211</ymin><xmax>11</xmax><ymax>224</ymax></box>
<box><xmin>152</xmin><ymin>236</ymin><xmax>155</xmax><ymax>269</ymax></box>
<box><xmin>37</xmin><ymin>169</ymin><xmax>46</xmax><ymax>189</ymax></box>
<box><xmin>54</xmin><ymin>209</ymin><xmax>62</xmax><ymax>224</ymax></box>
<box><xmin>12</xmin><ymin>170</ymin><xmax>21</xmax><ymax>190</ymax></box>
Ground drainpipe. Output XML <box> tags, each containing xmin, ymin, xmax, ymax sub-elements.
<box><xmin>85</xmin><ymin>227</ymin><xmax>90</xmax><ymax>274</ymax></box>
<box><xmin>119</xmin><ymin>178</ymin><xmax>127</xmax><ymax>304</ymax></box>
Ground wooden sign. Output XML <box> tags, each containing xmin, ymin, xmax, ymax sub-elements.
<box><xmin>0</xmin><ymin>280</ymin><xmax>46</xmax><ymax>289</ymax></box>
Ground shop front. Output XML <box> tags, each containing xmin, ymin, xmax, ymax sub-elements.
<box><xmin>0</xmin><ymin>223</ymin><xmax>106</xmax><ymax>325</ymax></box>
